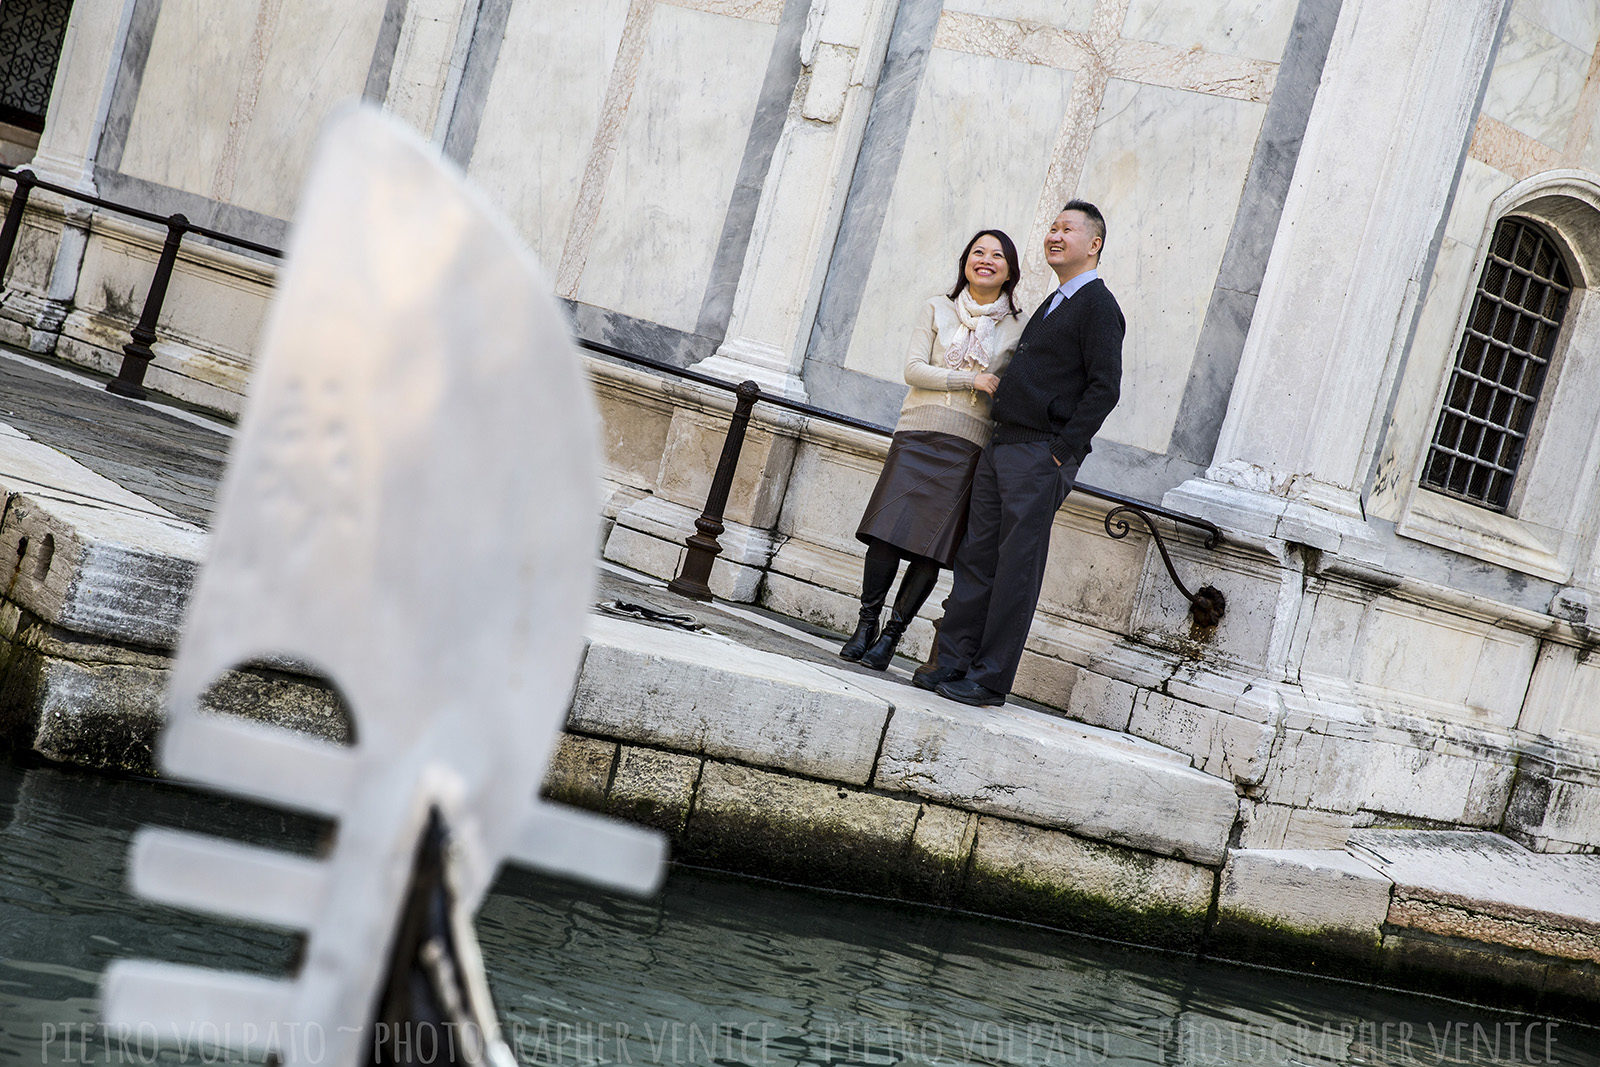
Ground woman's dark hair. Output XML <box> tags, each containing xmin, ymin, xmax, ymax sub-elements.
<box><xmin>947</xmin><ymin>229</ymin><xmax>1022</xmax><ymax>316</ymax></box>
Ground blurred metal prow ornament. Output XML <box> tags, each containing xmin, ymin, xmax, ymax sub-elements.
<box><xmin>101</xmin><ymin>106</ymin><xmax>666</xmax><ymax>1066</ymax></box>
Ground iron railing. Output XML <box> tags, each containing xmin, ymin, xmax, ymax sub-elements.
<box><xmin>0</xmin><ymin>165</ymin><xmax>1224</xmax><ymax>622</ymax></box>
<box><xmin>580</xmin><ymin>338</ymin><xmax>1226</xmax><ymax>625</ymax></box>
<box><xmin>0</xmin><ymin>164</ymin><xmax>284</xmax><ymax>399</ymax></box>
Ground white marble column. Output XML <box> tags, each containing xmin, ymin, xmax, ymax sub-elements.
<box><xmin>382</xmin><ymin>0</ymin><xmax>477</xmax><ymax>142</ymax></box>
<box><xmin>691</xmin><ymin>0</ymin><xmax>900</xmax><ymax>401</ymax></box>
<box><xmin>0</xmin><ymin>0</ymin><xmax>135</xmax><ymax>352</ymax></box>
<box><xmin>1164</xmin><ymin>0</ymin><xmax>1511</xmax><ymax>554</ymax></box>
<box><xmin>27</xmin><ymin>0</ymin><xmax>134</xmax><ymax>193</ymax></box>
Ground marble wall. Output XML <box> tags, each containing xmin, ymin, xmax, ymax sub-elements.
<box><xmin>1370</xmin><ymin>0</ymin><xmax>1600</xmax><ymax>605</ymax></box>
<box><xmin>10</xmin><ymin>0</ymin><xmax>1600</xmax><ymax>846</ymax></box>
<box><xmin>807</xmin><ymin>0</ymin><xmax>1289</xmax><ymax>479</ymax></box>
<box><xmin>115</xmin><ymin>0</ymin><xmax>389</xmax><ymax>221</ymax></box>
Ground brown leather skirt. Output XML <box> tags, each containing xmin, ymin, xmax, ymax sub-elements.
<box><xmin>855</xmin><ymin>429</ymin><xmax>984</xmax><ymax>567</ymax></box>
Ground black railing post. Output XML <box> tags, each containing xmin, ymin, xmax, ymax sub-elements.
<box><xmin>0</xmin><ymin>168</ymin><xmax>37</xmax><ymax>288</ymax></box>
<box><xmin>668</xmin><ymin>379</ymin><xmax>762</xmax><ymax>601</ymax></box>
<box><xmin>108</xmin><ymin>212</ymin><xmax>189</xmax><ymax>400</ymax></box>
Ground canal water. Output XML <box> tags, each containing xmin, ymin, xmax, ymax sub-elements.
<box><xmin>1</xmin><ymin>756</ymin><xmax>1596</xmax><ymax>1067</ymax></box>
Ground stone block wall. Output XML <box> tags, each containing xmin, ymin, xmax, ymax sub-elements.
<box><xmin>586</xmin><ymin>359</ymin><xmax>1600</xmax><ymax>856</ymax></box>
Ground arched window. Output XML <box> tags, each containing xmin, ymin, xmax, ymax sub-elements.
<box><xmin>1421</xmin><ymin>217</ymin><xmax>1572</xmax><ymax>511</ymax></box>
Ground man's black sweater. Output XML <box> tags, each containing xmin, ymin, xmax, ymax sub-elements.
<box><xmin>990</xmin><ymin>276</ymin><xmax>1124</xmax><ymax>467</ymax></box>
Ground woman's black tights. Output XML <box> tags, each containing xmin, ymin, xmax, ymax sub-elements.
<box><xmin>859</xmin><ymin>540</ymin><xmax>941</xmax><ymax>626</ymax></box>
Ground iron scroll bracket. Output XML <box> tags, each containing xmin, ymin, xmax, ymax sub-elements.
<box><xmin>1104</xmin><ymin>504</ymin><xmax>1226</xmax><ymax>626</ymax></box>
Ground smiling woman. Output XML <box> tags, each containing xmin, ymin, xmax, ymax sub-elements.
<box><xmin>838</xmin><ymin>229</ymin><xmax>1027</xmax><ymax>671</ymax></box>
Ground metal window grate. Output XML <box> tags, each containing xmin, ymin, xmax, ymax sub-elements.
<box><xmin>1422</xmin><ymin>217</ymin><xmax>1572</xmax><ymax>511</ymax></box>
<box><xmin>0</xmin><ymin>0</ymin><xmax>74</xmax><ymax>134</ymax></box>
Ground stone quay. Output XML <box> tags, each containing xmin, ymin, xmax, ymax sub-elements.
<box><xmin>0</xmin><ymin>349</ymin><xmax>1595</xmax><ymax>1019</ymax></box>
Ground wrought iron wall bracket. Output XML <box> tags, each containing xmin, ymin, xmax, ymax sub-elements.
<box><xmin>1104</xmin><ymin>504</ymin><xmax>1226</xmax><ymax>626</ymax></box>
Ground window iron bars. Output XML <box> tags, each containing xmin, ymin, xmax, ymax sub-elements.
<box><xmin>1422</xmin><ymin>217</ymin><xmax>1572</xmax><ymax>511</ymax></box>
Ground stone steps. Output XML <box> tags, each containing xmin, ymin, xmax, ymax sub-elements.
<box><xmin>573</xmin><ymin>612</ymin><xmax>1240</xmax><ymax>867</ymax></box>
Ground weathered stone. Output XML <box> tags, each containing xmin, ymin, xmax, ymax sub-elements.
<box><xmin>1504</xmin><ymin>750</ymin><xmax>1600</xmax><ymax>853</ymax></box>
<box><xmin>874</xmin><ymin>694</ymin><xmax>1237</xmax><ymax>864</ymax></box>
<box><xmin>1360</xmin><ymin>719</ymin><xmax>1518</xmax><ymax>827</ymax></box>
<box><xmin>1214</xmin><ymin>848</ymin><xmax>1391</xmax><ymax>970</ymax></box>
<box><xmin>1387</xmin><ymin>897</ymin><xmax>1600</xmax><ymax>964</ymax></box>
<box><xmin>1379</xmin><ymin>931</ymin><xmax>1552</xmax><ymax>1010</ymax></box>
<box><xmin>1128</xmin><ymin>689</ymin><xmax>1277</xmax><ymax>786</ymax></box>
<box><xmin>962</xmin><ymin>817</ymin><xmax>1215</xmax><ymax>948</ymax></box>
<box><xmin>1236</xmin><ymin>801</ymin><xmax>1355</xmax><ymax>849</ymax></box>
<box><xmin>1349</xmin><ymin>829</ymin><xmax>1600</xmax><ymax>948</ymax></box>
<box><xmin>8</xmin><ymin>653</ymin><xmax>166</xmax><ymax>774</ymax></box>
<box><xmin>905</xmin><ymin>802</ymin><xmax>977</xmax><ymax>904</ymax></box>
<box><xmin>572</xmin><ymin>614</ymin><xmax>889</xmax><ymax>785</ymax></box>
<box><xmin>1065</xmin><ymin>667</ymin><xmax>1137</xmax><ymax>731</ymax></box>
<box><xmin>0</xmin><ymin>493</ymin><xmax>203</xmax><ymax>650</ymax></box>
<box><xmin>606</xmin><ymin>745</ymin><xmax>701</xmax><ymax>838</ymax></box>
<box><xmin>197</xmin><ymin>664</ymin><xmax>353</xmax><ymax>745</ymax></box>
<box><xmin>541</xmin><ymin>733</ymin><xmax>617</xmax><ymax>812</ymax></box>
<box><xmin>681</xmin><ymin>761</ymin><xmax>920</xmax><ymax>896</ymax></box>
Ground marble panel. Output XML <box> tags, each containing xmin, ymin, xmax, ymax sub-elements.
<box><xmin>1482</xmin><ymin>14</ymin><xmax>1589</xmax><ymax>150</ymax></box>
<box><xmin>1516</xmin><ymin>0</ymin><xmax>1600</xmax><ymax>55</ymax></box>
<box><xmin>228</xmin><ymin>1</ymin><xmax>389</xmax><ymax>219</ymax></box>
<box><xmin>841</xmin><ymin>48</ymin><xmax>1072</xmax><ymax>382</ymax></box>
<box><xmin>118</xmin><ymin>0</ymin><xmax>258</xmax><ymax>195</ymax></box>
<box><xmin>1556</xmin><ymin>654</ymin><xmax>1600</xmax><ymax>741</ymax></box>
<box><xmin>1120</xmin><ymin>0</ymin><xmax>1297</xmax><ymax>63</ymax></box>
<box><xmin>577</xmin><ymin>7</ymin><xmax>775</xmax><ymax>332</ymax></box>
<box><xmin>939</xmin><ymin>0</ymin><xmax>1094</xmax><ymax>33</ymax></box>
<box><xmin>774</xmin><ymin>437</ymin><xmax>886</xmax><ymax>556</ymax></box>
<box><xmin>1081</xmin><ymin>79</ymin><xmax>1266</xmax><ymax>455</ymax></box>
<box><xmin>1465</xmin><ymin>632</ymin><xmax>1540</xmax><ymax>727</ymax></box>
<box><xmin>1035</xmin><ymin>508</ymin><xmax>1144</xmax><ymax>633</ymax></box>
<box><xmin>593</xmin><ymin>389</ymin><xmax>672</xmax><ymax>491</ymax></box>
<box><xmin>652</xmin><ymin>409</ymin><xmax>796</xmax><ymax>528</ymax></box>
<box><xmin>1517</xmin><ymin>642</ymin><xmax>1578</xmax><ymax>737</ymax></box>
<box><xmin>1295</xmin><ymin>586</ymin><xmax>1365</xmax><ymax>684</ymax></box>
<box><xmin>468</xmin><ymin>0</ymin><xmax>629</xmax><ymax>272</ymax></box>
<box><xmin>1356</xmin><ymin>602</ymin><xmax>1481</xmax><ymax>710</ymax></box>
<box><xmin>1128</xmin><ymin>540</ymin><xmax>1283</xmax><ymax>673</ymax></box>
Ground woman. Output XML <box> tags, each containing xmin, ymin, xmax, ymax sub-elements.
<box><xmin>841</xmin><ymin>229</ymin><xmax>1027</xmax><ymax>669</ymax></box>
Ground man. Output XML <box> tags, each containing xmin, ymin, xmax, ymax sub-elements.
<box><xmin>914</xmin><ymin>200</ymin><xmax>1124</xmax><ymax>707</ymax></box>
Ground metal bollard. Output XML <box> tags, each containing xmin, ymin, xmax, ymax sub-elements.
<box><xmin>107</xmin><ymin>213</ymin><xmax>189</xmax><ymax>400</ymax></box>
<box><xmin>667</xmin><ymin>379</ymin><xmax>762</xmax><ymax>601</ymax></box>
<box><xmin>0</xmin><ymin>168</ymin><xmax>37</xmax><ymax>288</ymax></box>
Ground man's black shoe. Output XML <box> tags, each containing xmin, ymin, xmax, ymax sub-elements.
<box><xmin>912</xmin><ymin>665</ymin><xmax>962</xmax><ymax>692</ymax></box>
<box><xmin>936</xmin><ymin>678</ymin><xmax>1006</xmax><ymax>707</ymax></box>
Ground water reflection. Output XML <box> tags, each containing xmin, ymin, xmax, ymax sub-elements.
<box><xmin>1</xmin><ymin>756</ymin><xmax>1595</xmax><ymax>1067</ymax></box>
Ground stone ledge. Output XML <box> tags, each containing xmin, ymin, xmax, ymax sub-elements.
<box><xmin>1214</xmin><ymin>848</ymin><xmax>1391</xmax><ymax>970</ymax></box>
<box><xmin>570</xmin><ymin>613</ymin><xmax>890</xmax><ymax>785</ymax></box>
<box><xmin>870</xmin><ymin>686</ymin><xmax>1237</xmax><ymax>866</ymax></box>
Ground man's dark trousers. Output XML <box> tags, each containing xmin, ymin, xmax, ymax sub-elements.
<box><xmin>935</xmin><ymin>438</ymin><xmax>1077</xmax><ymax>695</ymax></box>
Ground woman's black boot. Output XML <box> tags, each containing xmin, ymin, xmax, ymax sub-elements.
<box><xmin>840</xmin><ymin>544</ymin><xmax>898</xmax><ymax>661</ymax></box>
<box><xmin>840</xmin><ymin>616</ymin><xmax>879</xmax><ymax>661</ymax></box>
<box><xmin>859</xmin><ymin>556</ymin><xmax>941</xmax><ymax>670</ymax></box>
<box><xmin>858</xmin><ymin>614</ymin><xmax>905</xmax><ymax>670</ymax></box>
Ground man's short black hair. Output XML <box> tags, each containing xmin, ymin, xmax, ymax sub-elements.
<box><xmin>1062</xmin><ymin>199</ymin><xmax>1106</xmax><ymax>254</ymax></box>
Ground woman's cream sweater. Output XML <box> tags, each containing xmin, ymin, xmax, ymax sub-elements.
<box><xmin>895</xmin><ymin>294</ymin><xmax>1027</xmax><ymax>446</ymax></box>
